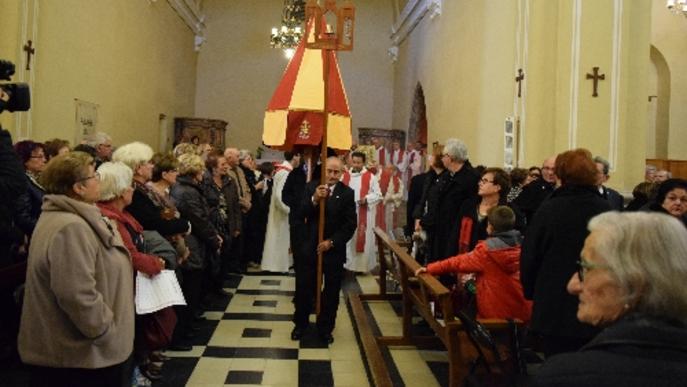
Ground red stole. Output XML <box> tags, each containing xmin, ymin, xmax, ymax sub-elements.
<box><xmin>273</xmin><ymin>162</ymin><xmax>293</xmax><ymax>174</ymax></box>
<box><xmin>376</xmin><ymin>147</ymin><xmax>386</xmax><ymax>166</ymax></box>
<box><xmin>376</xmin><ymin>170</ymin><xmax>401</xmax><ymax>231</ymax></box>
<box><xmin>342</xmin><ymin>170</ymin><xmax>373</xmax><ymax>252</ymax></box>
<box><xmin>391</xmin><ymin>150</ymin><xmax>405</xmax><ymax>165</ymax></box>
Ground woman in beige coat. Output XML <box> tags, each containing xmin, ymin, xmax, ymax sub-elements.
<box><xmin>18</xmin><ymin>151</ymin><xmax>134</xmax><ymax>387</ymax></box>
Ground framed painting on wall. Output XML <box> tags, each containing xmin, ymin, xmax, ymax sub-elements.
<box><xmin>74</xmin><ymin>98</ymin><xmax>98</xmax><ymax>145</ymax></box>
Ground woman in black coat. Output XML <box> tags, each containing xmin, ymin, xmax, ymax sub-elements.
<box><xmin>202</xmin><ymin>151</ymin><xmax>240</xmax><ymax>292</ymax></box>
<box><xmin>520</xmin><ymin>149</ymin><xmax>611</xmax><ymax>357</ymax></box>
<box><xmin>170</xmin><ymin>153</ymin><xmax>222</xmax><ymax>349</ymax></box>
<box><xmin>531</xmin><ymin>211</ymin><xmax>687</xmax><ymax>386</ymax></box>
<box><xmin>13</xmin><ymin>141</ymin><xmax>46</xmax><ymax>238</ymax></box>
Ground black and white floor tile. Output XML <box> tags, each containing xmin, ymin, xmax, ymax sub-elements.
<box><xmin>153</xmin><ymin>270</ymin><xmax>449</xmax><ymax>387</ymax></box>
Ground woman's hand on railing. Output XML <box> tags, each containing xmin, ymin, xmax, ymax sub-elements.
<box><xmin>414</xmin><ymin>267</ymin><xmax>427</xmax><ymax>276</ymax></box>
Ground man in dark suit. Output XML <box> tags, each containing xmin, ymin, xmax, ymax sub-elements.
<box><xmin>512</xmin><ymin>155</ymin><xmax>557</xmax><ymax>226</ymax></box>
<box><xmin>594</xmin><ymin>156</ymin><xmax>625</xmax><ymax>211</ymax></box>
<box><xmin>292</xmin><ymin>157</ymin><xmax>356</xmax><ymax>344</ymax></box>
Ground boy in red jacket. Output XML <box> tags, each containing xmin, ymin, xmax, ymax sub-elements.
<box><xmin>415</xmin><ymin>206</ymin><xmax>532</xmax><ymax>322</ymax></box>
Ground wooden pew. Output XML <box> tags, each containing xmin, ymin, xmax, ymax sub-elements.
<box><xmin>349</xmin><ymin>227</ymin><xmax>516</xmax><ymax>387</ymax></box>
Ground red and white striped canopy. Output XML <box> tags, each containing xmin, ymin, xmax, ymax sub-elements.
<box><xmin>263</xmin><ymin>18</ymin><xmax>352</xmax><ymax>151</ymax></box>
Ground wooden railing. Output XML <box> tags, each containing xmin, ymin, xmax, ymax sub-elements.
<box><xmin>348</xmin><ymin>227</ymin><xmax>515</xmax><ymax>387</ymax></box>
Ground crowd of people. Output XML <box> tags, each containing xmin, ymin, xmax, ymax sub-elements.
<box><xmin>0</xmin><ymin>128</ymin><xmax>686</xmax><ymax>386</ymax></box>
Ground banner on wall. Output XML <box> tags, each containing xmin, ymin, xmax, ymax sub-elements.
<box><xmin>74</xmin><ymin>98</ymin><xmax>98</xmax><ymax>145</ymax></box>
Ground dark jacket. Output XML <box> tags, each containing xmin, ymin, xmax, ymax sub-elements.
<box><xmin>520</xmin><ymin>185</ymin><xmax>611</xmax><ymax>338</ymax></box>
<box><xmin>0</xmin><ymin>128</ymin><xmax>27</xmax><ymax>267</ymax></box>
<box><xmin>13</xmin><ymin>173</ymin><xmax>45</xmax><ymax>237</ymax></box>
<box><xmin>426</xmin><ymin>162</ymin><xmax>479</xmax><ymax>261</ymax></box>
<box><xmin>512</xmin><ymin>177</ymin><xmax>555</xmax><ymax>226</ymax></box>
<box><xmin>171</xmin><ymin>175</ymin><xmax>220</xmax><ymax>270</ymax></box>
<box><xmin>531</xmin><ymin>314</ymin><xmax>687</xmax><ymax>387</ymax></box>
<box><xmin>282</xmin><ymin>165</ymin><xmax>307</xmax><ymax>227</ymax></box>
<box><xmin>600</xmin><ymin>185</ymin><xmax>624</xmax><ymax>211</ymax></box>
<box><xmin>301</xmin><ymin>180</ymin><xmax>357</xmax><ymax>261</ymax></box>
<box><xmin>201</xmin><ymin>171</ymin><xmax>241</xmax><ymax>238</ymax></box>
<box><xmin>405</xmin><ymin>172</ymin><xmax>427</xmax><ymax>237</ymax></box>
<box><xmin>126</xmin><ymin>182</ymin><xmax>189</xmax><ymax>237</ymax></box>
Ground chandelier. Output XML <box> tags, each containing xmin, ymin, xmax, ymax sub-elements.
<box><xmin>270</xmin><ymin>0</ymin><xmax>306</xmax><ymax>59</ymax></box>
<box><xmin>667</xmin><ymin>0</ymin><xmax>687</xmax><ymax>16</ymax></box>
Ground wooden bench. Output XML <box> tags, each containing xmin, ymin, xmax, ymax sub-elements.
<box><xmin>349</xmin><ymin>227</ymin><xmax>516</xmax><ymax>387</ymax></box>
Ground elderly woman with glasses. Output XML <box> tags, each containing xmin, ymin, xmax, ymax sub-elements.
<box><xmin>13</xmin><ymin>140</ymin><xmax>47</xmax><ymax>238</ymax></box>
<box><xmin>18</xmin><ymin>152</ymin><xmax>134</xmax><ymax>387</ymax></box>
<box><xmin>96</xmin><ymin>161</ymin><xmax>167</xmax><ymax>382</ymax></box>
<box><xmin>520</xmin><ymin>148</ymin><xmax>611</xmax><ymax>357</ymax></box>
<box><xmin>114</xmin><ymin>142</ymin><xmax>190</xmax><ymax>244</ymax></box>
<box><xmin>532</xmin><ymin>211</ymin><xmax>687</xmax><ymax>386</ymax></box>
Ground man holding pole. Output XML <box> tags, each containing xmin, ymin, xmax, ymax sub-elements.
<box><xmin>291</xmin><ymin>156</ymin><xmax>356</xmax><ymax>344</ymax></box>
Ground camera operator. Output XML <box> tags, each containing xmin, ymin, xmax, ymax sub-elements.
<box><xmin>0</xmin><ymin>61</ymin><xmax>30</xmax><ymax>362</ymax></box>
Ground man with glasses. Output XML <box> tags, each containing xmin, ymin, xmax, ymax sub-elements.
<box><xmin>513</xmin><ymin>155</ymin><xmax>557</xmax><ymax>226</ymax></box>
<box><xmin>84</xmin><ymin>132</ymin><xmax>113</xmax><ymax>168</ymax></box>
<box><xmin>427</xmin><ymin>138</ymin><xmax>479</xmax><ymax>261</ymax></box>
<box><xmin>593</xmin><ymin>156</ymin><xmax>624</xmax><ymax>211</ymax></box>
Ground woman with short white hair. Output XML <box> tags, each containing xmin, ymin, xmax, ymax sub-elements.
<box><xmin>532</xmin><ymin>211</ymin><xmax>687</xmax><ymax>386</ymax></box>
<box><xmin>97</xmin><ymin>162</ymin><xmax>164</xmax><ymax>276</ymax></box>
<box><xmin>96</xmin><ymin>161</ymin><xmax>165</xmax><ymax>382</ymax></box>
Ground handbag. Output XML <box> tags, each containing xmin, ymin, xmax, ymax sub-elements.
<box><xmin>141</xmin><ymin>306</ymin><xmax>177</xmax><ymax>350</ymax></box>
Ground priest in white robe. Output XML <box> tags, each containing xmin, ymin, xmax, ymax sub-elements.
<box><xmin>389</xmin><ymin>140</ymin><xmax>409</xmax><ymax>200</ymax></box>
<box><xmin>341</xmin><ymin>151</ymin><xmax>382</xmax><ymax>273</ymax></box>
<box><xmin>376</xmin><ymin>165</ymin><xmax>404</xmax><ymax>239</ymax></box>
<box><xmin>261</xmin><ymin>151</ymin><xmax>300</xmax><ymax>272</ymax></box>
<box><xmin>371</xmin><ymin>137</ymin><xmax>389</xmax><ymax>167</ymax></box>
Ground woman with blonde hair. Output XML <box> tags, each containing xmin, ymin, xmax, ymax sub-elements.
<box><xmin>19</xmin><ymin>152</ymin><xmax>134</xmax><ymax>386</ymax></box>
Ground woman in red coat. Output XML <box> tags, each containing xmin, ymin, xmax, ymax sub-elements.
<box><xmin>416</xmin><ymin>206</ymin><xmax>531</xmax><ymax>322</ymax></box>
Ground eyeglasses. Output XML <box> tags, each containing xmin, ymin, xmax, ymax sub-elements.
<box><xmin>576</xmin><ymin>259</ymin><xmax>609</xmax><ymax>281</ymax></box>
<box><xmin>30</xmin><ymin>154</ymin><xmax>46</xmax><ymax>159</ymax></box>
<box><xmin>479</xmin><ymin>178</ymin><xmax>494</xmax><ymax>184</ymax></box>
<box><xmin>77</xmin><ymin>171</ymin><xmax>100</xmax><ymax>183</ymax></box>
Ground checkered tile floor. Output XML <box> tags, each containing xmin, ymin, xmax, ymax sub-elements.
<box><xmin>154</xmin><ymin>271</ymin><xmax>450</xmax><ymax>386</ymax></box>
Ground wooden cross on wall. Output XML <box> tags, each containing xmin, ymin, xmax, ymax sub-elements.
<box><xmin>23</xmin><ymin>40</ymin><xmax>36</xmax><ymax>70</ymax></box>
<box><xmin>515</xmin><ymin>69</ymin><xmax>525</xmax><ymax>98</ymax></box>
<box><xmin>586</xmin><ymin>66</ymin><xmax>605</xmax><ymax>97</ymax></box>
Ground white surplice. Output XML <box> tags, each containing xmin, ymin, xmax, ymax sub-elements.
<box><xmin>344</xmin><ymin>167</ymin><xmax>382</xmax><ymax>272</ymax></box>
<box><xmin>390</xmin><ymin>149</ymin><xmax>409</xmax><ymax>200</ymax></box>
<box><xmin>261</xmin><ymin>161</ymin><xmax>292</xmax><ymax>272</ymax></box>
<box><xmin>382</xmin><ymin>175</ymin><xmax>404</xmax><ymax>239</ymax></box>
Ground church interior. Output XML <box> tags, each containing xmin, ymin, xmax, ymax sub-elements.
<box><xmin>2</xmin><ymin>0</ymin><xmax>687</xmax><ymax>386</ymax></box>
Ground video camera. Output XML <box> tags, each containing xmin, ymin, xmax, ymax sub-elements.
<box><xmin>0</xmin><ymin>59</ymin><xmax>31</xmax><ymax>114</ymax></box>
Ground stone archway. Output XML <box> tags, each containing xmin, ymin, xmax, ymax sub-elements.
<box><xmin>407</xmin><ymin>83</ymin><xmax>427</xmax><ymax>146</ymax></box>
<box><xmin>648</xmin><ymin>45</ymin><xmax>671</xmax><ymax>159</ymax></box>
